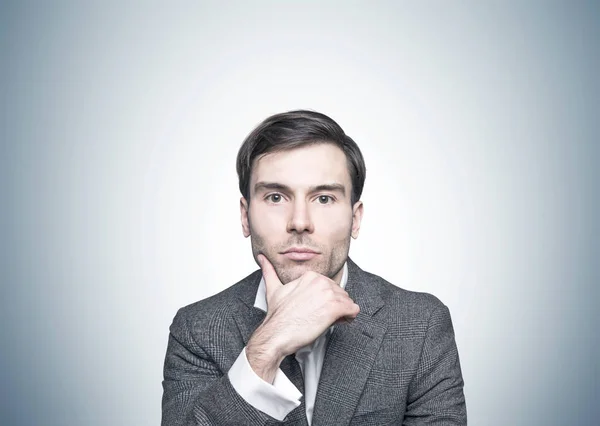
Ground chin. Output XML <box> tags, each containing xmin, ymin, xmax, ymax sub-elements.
<box><xmin>277</xmin><ymin>260</ymin><xmax>327</xmax><ymax>284</ymax></box>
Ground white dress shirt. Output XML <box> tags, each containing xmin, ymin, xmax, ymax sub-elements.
<box><xmin>228</xmin><ymin>263</ymin><xmax>349</xmax><ymax>424</ymax></box>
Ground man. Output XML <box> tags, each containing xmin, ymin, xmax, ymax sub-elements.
<box><xmin>162</xmin><ymin>110</ymin><xmax>466</xmax><ymax>425</ymax></box>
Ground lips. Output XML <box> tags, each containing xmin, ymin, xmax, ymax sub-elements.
<box><xmin>281</xmin><ymin>247</ymin><xmax>320</xmax><ymax>261</ymax></box>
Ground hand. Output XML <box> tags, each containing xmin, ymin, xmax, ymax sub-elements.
<box><xmin>246</xmin><ymin>254</ymin><xmax>360</xmax><ymax>382</ymax></box>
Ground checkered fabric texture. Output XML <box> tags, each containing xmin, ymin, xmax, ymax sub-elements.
<box><xmin>162</xmin><ymin>258</ymin><xmax>466</xmax><ymax>425</ymax></box>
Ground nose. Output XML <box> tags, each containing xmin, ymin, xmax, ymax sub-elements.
<box><xmin>286</xmin><ymin>199</ymin><xmax>314</xmax><ymax>234</ymax></box>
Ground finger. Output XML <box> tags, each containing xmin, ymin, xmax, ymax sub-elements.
<box><xmin>334</xmin><ymin>316</ymin><xmax>356</xmax><ymax>325</ymax></box>
<box><xmin>329</xmin><ymin>285</ymin><xmax>349</xmax><ymax>296</ymax></box>
<box><xmin>327</xmin><ymin>298</ymin><xmax>360</xmax><ymax>326</ymax></box>
<box><xmin>335</xmin><ymin>300</ymin><xmax>360</xmax><ymax>322</ymax></box>
<box><xmin>333</xmin><ymin>305</ymin><xmax>360</xmax><ymax>325</ymax></box>
<box><xmin>257</xmin><ymin>254</ymin><xmax>283</xmax><ymax>298</ymax></box>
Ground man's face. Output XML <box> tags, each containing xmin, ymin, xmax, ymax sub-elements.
<box><xmin>240</xmin><ymin>143</ymin><xmax>363</xmax><ymax>285</ymax></box>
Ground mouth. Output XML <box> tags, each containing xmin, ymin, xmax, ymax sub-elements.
<box><xmin>280</xmin><ymin>247</ymin><xmax>320</xmax><ymax>261</ymax></box>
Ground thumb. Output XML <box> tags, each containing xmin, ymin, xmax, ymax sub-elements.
<box><xmin>257</xmin><ymin>254</ymin><xmax>282</xmax><ymax>299</ymax></box>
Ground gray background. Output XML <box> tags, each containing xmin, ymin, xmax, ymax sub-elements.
<box><xmin>1</xmin><ymin>1</ymin><xmax>598</xmax><ymax>425</ymax></box>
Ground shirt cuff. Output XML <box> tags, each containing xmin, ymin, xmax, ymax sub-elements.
<box><xmin>228</xmin><ymin>347</ymin><xmax>302</xmax><ymax>421</ymax></box>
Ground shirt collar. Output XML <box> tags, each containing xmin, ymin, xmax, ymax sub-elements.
<box><xmin>254</xmin><ymin>262</ymin><xmax>349</xmax><ymax>312</ymax></box>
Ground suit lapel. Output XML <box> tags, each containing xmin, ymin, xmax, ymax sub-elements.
<box><xmin>233</xmin><ymin>270</ymin><xmax>265</xmax><ymax>346</ymax></box>
<box><xmin>311</xmin><ymin>259</ymin><xmax>387</xmax><ymax>426</ymax></box>
<box><xmin>233</xmin><ymin>304</ymin><xmax>266</xmax><ymax>347</ymax></box>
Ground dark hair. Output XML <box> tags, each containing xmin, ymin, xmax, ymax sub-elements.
<box><xmin>236</xmin><ymin>110</ymin><xmax>366</xmax><ymax>205</ymax></box>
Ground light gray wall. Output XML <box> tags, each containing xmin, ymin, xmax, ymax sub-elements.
<box><xmin>1</xmin><ymin>1</ymin><xmax>598</xmax><ymax>425</ymax></box>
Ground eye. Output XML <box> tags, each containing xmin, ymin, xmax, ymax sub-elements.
<box><xmin>266</xmin><ymin>193</ymin><xmax>283</xmax><ymax>203</ymax></box>
<box><xmin>317</xmin><ymin>195</ymin><xmax>333</xmax><ymax>204</ymax></box>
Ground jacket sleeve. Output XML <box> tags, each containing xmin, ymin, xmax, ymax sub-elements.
<box><xmin>403</xmin><ymin>305</ymin><xmax>467</xmax><ymax>425</ymax></box>
<box><xmin>161</xmin><ymin>309</ymin><xmax>276</xmax><ymax>426</ymax></box>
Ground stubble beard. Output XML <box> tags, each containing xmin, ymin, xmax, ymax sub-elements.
<box><xmin>249</xmin><ymin>224</ymin><xmax>351</xmax><ymax>284</ymax></box>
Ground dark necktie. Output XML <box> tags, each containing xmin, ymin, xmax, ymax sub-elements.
<box><xmin>278</xmin><ymin>354</ymin><xmax>309</xmax><ymax>425</ymax></box>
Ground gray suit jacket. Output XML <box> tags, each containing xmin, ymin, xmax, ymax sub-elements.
<box><xmin>162</xmin><ymin>259</ymin><xmax>466</xmax><ymax>425</ymax></box>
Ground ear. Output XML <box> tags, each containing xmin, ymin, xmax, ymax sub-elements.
<box><xmin>240</xmin><ymin>197</ymin><xmax>251</xmax><ymax>238</ymax></box>
<box><xmin>351</xmin><ymin>201</ymin><xmax>363</xmax><ymax>239</ymax></box>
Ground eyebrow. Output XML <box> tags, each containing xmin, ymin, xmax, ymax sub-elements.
<box><xmin>254</xmin><ymin>181</ymin><xmax>346</xmax><ymax>196</ymax></box>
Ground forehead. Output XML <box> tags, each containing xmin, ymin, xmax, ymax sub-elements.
<box><xmin>251</xmin><ymin>143</ymin><xmax>351</xmax><ymax>190</ymax></box>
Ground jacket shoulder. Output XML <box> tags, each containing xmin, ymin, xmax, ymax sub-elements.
<box><xmin>170</xmin><ymin>269</ymin><xmax>261</xmax><ymax>333</ymax></box>
<box><xmin>359</xmin><ymin>269</ymin><xmax>449</xmax><ymax>335</ymax></box>
<box><xmin>363</xmin><ymin>269</ymin><xmax>446</xmax><ymax>308</ymax></box>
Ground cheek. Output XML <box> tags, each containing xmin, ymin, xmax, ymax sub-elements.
<box><xmin>315</xmin><ymin>208</ymin><xmax>353</xmax><ymax>237</ymax></box>
<box><xmin>249</xmin><ymin>204</ymin><xmax>286</xmax><ymax>235</ymax></box>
